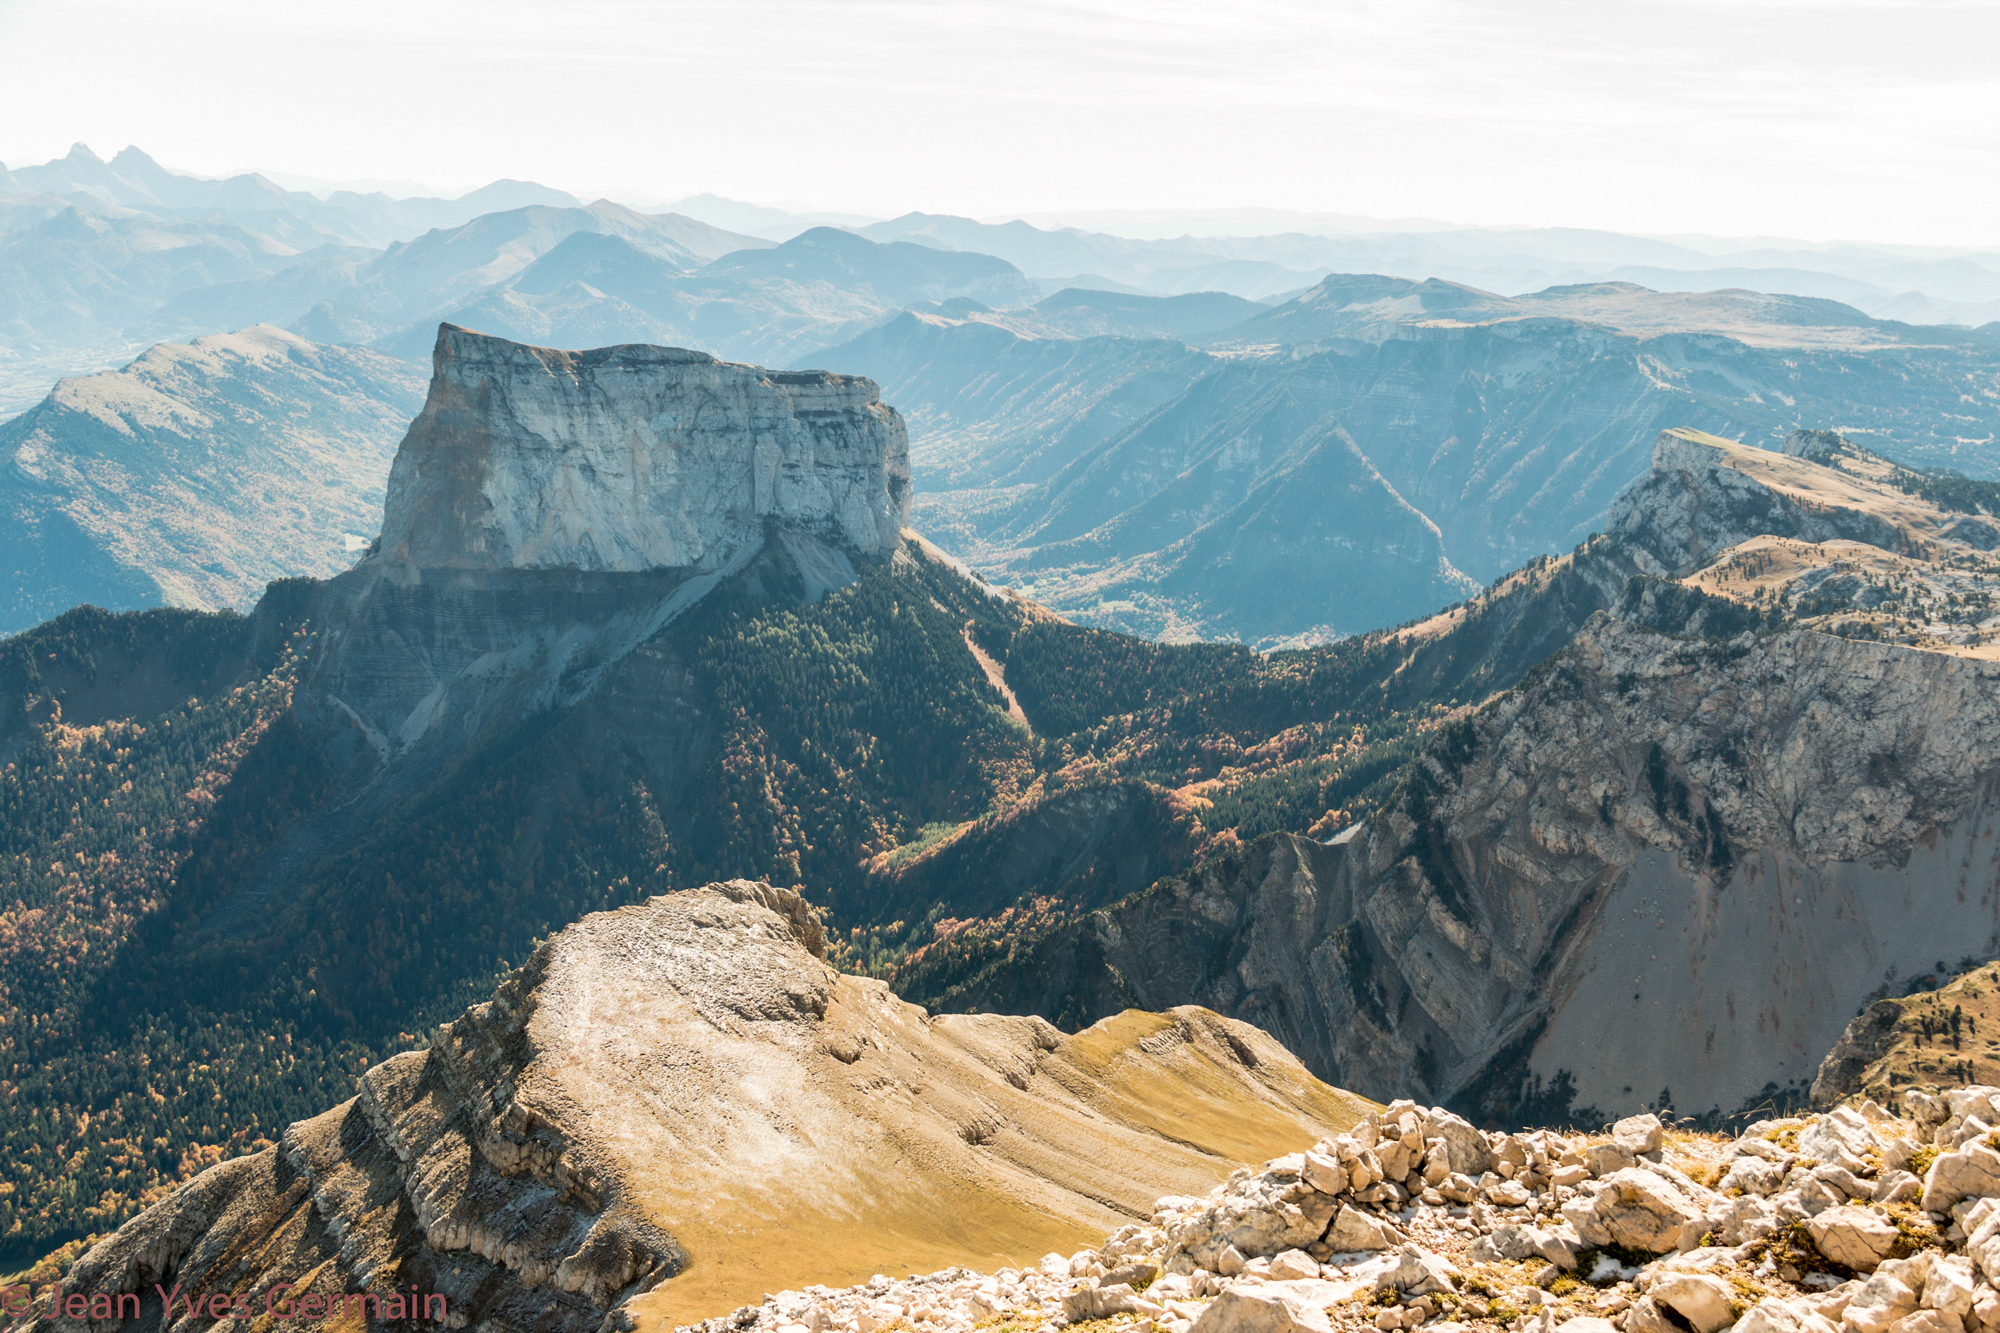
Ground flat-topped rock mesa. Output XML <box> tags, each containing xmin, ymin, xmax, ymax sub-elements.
<box><xmin>44</xmin><ymin>881</ymin><xmax>1368</xmax><ymax>1333</ymax></box>
<box><xmin>284</xmin><ymin>326</ymin><xmax>912</xmax><ymax>768</ymax></box>
<box><xmin>379</xmin><ymin>324</ymin><xmax>910</xmax><ymax>572</ymax></box>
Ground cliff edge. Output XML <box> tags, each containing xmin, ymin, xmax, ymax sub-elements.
<box><xmin>378</xmin><ymin>324</ymin><xmax>910</xmax><ymax>571</ymax></box>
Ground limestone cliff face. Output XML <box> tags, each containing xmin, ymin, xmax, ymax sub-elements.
<box><xmin>378</xmin><ymin>324</ymin><xmax>910</xmax><ymax>572</ymax></box>
<box><xmin>296</xmin><ymin>326</ymin><xmax>911</xmax><ymax>767</ymax></box>
<box><xmin>39</xmin><ymin>883</ymin><xmax>1367</xmax><ymax>1333</ymax></box>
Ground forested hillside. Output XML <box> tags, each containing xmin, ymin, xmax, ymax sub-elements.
<box><xmin>0</xmin><ymin>538</ymin><xmax>1478</xmax><ymax>1257</ymax></box>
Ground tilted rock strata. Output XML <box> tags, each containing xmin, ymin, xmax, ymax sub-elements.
<box><xmin>33</xmin><ymin>882</ymin><xmax>1367</xmax><ymax>1332</ymax></box>
<box><xmin>377</xmin><ymin>324</ymin><xmax>911</xmax><ymax>572</ymax></box>
<box><xmin>689</xmin><ymin>1094</ymin><xmax>2000</xmax><ymax>1333</ymax></box>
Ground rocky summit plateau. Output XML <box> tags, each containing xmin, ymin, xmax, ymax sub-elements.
<box><xmin>380</xmin><ymin>323</ymin><xmax>910</xmax><ymax>573</ymax></box>
<box><xmin>301</xmin><ymin>323</ymin><xmax>911</xmax><ymax>771</ymax></box>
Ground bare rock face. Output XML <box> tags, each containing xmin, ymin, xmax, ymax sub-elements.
<box><xmin>377</xmin><ymin>324</ymin><xmax>910</xmax><ymax>572</ymax></box>
<box><xmin>42</xmin><ymin>881</ymin><xmax>1367</xmax><ymax>1333</ymax></box>
<box><xmin>295</xmin><ymin>326</ymin><xmax>912</xmax><ymax>766</ymax></box>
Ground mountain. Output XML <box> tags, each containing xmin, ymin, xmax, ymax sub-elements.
<box><xmin>857</xmin><ymin>207</ymin><xmax>2000</xmax><ymax>323</ymax></box>
<box><xmin>6</xmin><ymin>323</ymin><xmax>1997</xmax><ymax>1266</ymax></box>
<box><xmin>851</xmin><ymin>212</ymin><xmax>1336</xmax><ymax>301</ymax></box>
<box><xmin>0</xmin><ymin>326</ymin><xmax>1450</xmax><ymax>1255</ymax></box>
<box><xmin>230</xmin><ymin>200</ymin><xmax>768</xmax><ymax>350</ymax></box>
<box><xmin>41</xmin><ymin>880</ymin><xmax>1367</xmax><ymax>1326</ymax></box>
<box><xmin>375</xmin><ymin>226</ymin><xmax>1040</xmax><ymax>368</ymax></box>
<box><xmin>910</xmin><ymin>427</ymin><xmax>2000</xmax><ymax>1124</ymax></box>
<box><xmin>0</xmin><ymin>325</ymin><xmax>425</xmax><ymax>632</ymax></box>
<box><xmin>823</xmin><ymin>275</ymin><xmax>2000</xmax><ymax>643</ymax></box>
<box><xmin>817</xmin><ymin>311</ymin><xmax>1219</xmax><ymax>492</ymax></box>
<box><xmin>704</xmin><ymin>225</ymin><xmax>1036</xmax><ymax>310</ymax></box>
<box><xmin>0</xmin><ymin>205</ymin><xmax>325</xmax><ymax>413</ymax></box>
<box><xmin>5</xmin><ymin>142</ymin><xmax>586</xmax><ymax>249</ymax></box>
<box><xmin>0</xmin><ymin>186</ymin><xmax>770</xmax><ymax>411</ymax></box>
<box><xmin>965</xmin><ymin>287</ymin><xmax>1269</xmax><ymax>341</ymax></box>
<box><xmin>1205</xmin><ymin>274</ymin><xmax>1981</xmax><ymax>352</ymax></box>
<box><xmin>975</xmin><ymin>361</ymin><xmax>1486</xmax><ymax>641</ymax></box>
<box><xmin>659</xmin><ymin>192</ymin><xmax>882</xmax><ymax>240</ymax></box>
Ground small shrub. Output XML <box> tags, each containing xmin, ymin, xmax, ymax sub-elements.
<box><xmin>1886</xmin><ymin>1203</ymin><xmax>1945</xmax><ymax>1258</ymax></box>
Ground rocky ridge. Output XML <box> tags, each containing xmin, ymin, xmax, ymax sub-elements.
<box><xmin>690</xmin><ymin>1094</ymin><xmax>2000</xmax><ymax>1333</ymax></box>
<box><xmin>1812</xmin><ymin>964</ymin><xmax>2000</xmax><ymax>1109</ymax></box>
<box><xmin>922</xmin><ymin>428</ymin><xmax>2000</xmax><ymax>1121</ymax></box>
<box><xmin>26</xmin><ymin>881</ymin><xmax>1367</xmax><ymax>1332</ymax></box>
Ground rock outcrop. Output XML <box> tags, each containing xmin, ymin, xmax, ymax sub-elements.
<box><xmin>684</xmin><ymin>1095</ymin><xmax>2000</xmax><ymax>1333</ymax></box>
<box><xmin>293</xmin><ymin>326</ymin><xmax>911</xmax><ymax>768</ymax></box>
<box><xmin>33</xmin><ymin>881</ymin><xmax>1368</xmax><ymax>1332</ymax></box>
<box><xmin>378</xmin><ymin>324</ymin><xmax>910</xmax><ymax>572</ymax></box>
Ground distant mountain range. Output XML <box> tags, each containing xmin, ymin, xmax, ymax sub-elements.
<box><xmin>819</xmin><ymin>273</ymin><xmax>2000</xmax><ymax>642</ymax></box>
<box><xmin>5</xmin><ymin>141</ymin><xmax>2000</xmax><ymax>419</ymax></box>
<box><xmin>7</xmin><ymin>269</ymin><xmax>1999</xmax><ymax>643</ymax></box>
<box><xmin>767</xmin><ymin>205</ymin><xmax>2000</xmax><ymax>326</ymax></box>
<box><xmin>3</xmin><ymin>143</ymin><xmax>1999</xmax><ymax>646</ymax></box>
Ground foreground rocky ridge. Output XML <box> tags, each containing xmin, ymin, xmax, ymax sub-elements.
<box><xmin>26</xmin><ymin>882</ymin><xmax>1367</xmax><ymax>1331</ymax></box>
<box><xmin>693</xmin><ymin>1093</ymin><xmax>2000</xmax><ymax>1333</ymax></box>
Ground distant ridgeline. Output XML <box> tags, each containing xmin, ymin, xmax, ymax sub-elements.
<box><xmin>3</xmin><ymin>331</ymin><xmax>2000</xmax><ymax>1267</ymax></box>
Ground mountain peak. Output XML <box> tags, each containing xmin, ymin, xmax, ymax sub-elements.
<box><xmin>375</xmin><ymin>325</ymin><xmax>911</xmax><ymax>573</ymax></box>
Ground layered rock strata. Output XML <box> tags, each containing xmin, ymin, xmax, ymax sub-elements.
<box><xmin>689</xmin><ymin>1094</ymin><xmax>2000</xmax><ymax>1333</ymax></box>
<box><xmin>945</xmin><ymin>612</ymin><xmax>2000</xmax><ymax>1119</ymax></box>
<box><xmin>32</xmin><ymin>881</ymin><xmax>1367</xmax><ymax>1332</ymax></box>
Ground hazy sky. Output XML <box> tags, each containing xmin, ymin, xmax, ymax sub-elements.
<box><xmin>0</xmin><ymin>0</ymin><xmax>1994</xmax><ymax>244</ymax></box>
